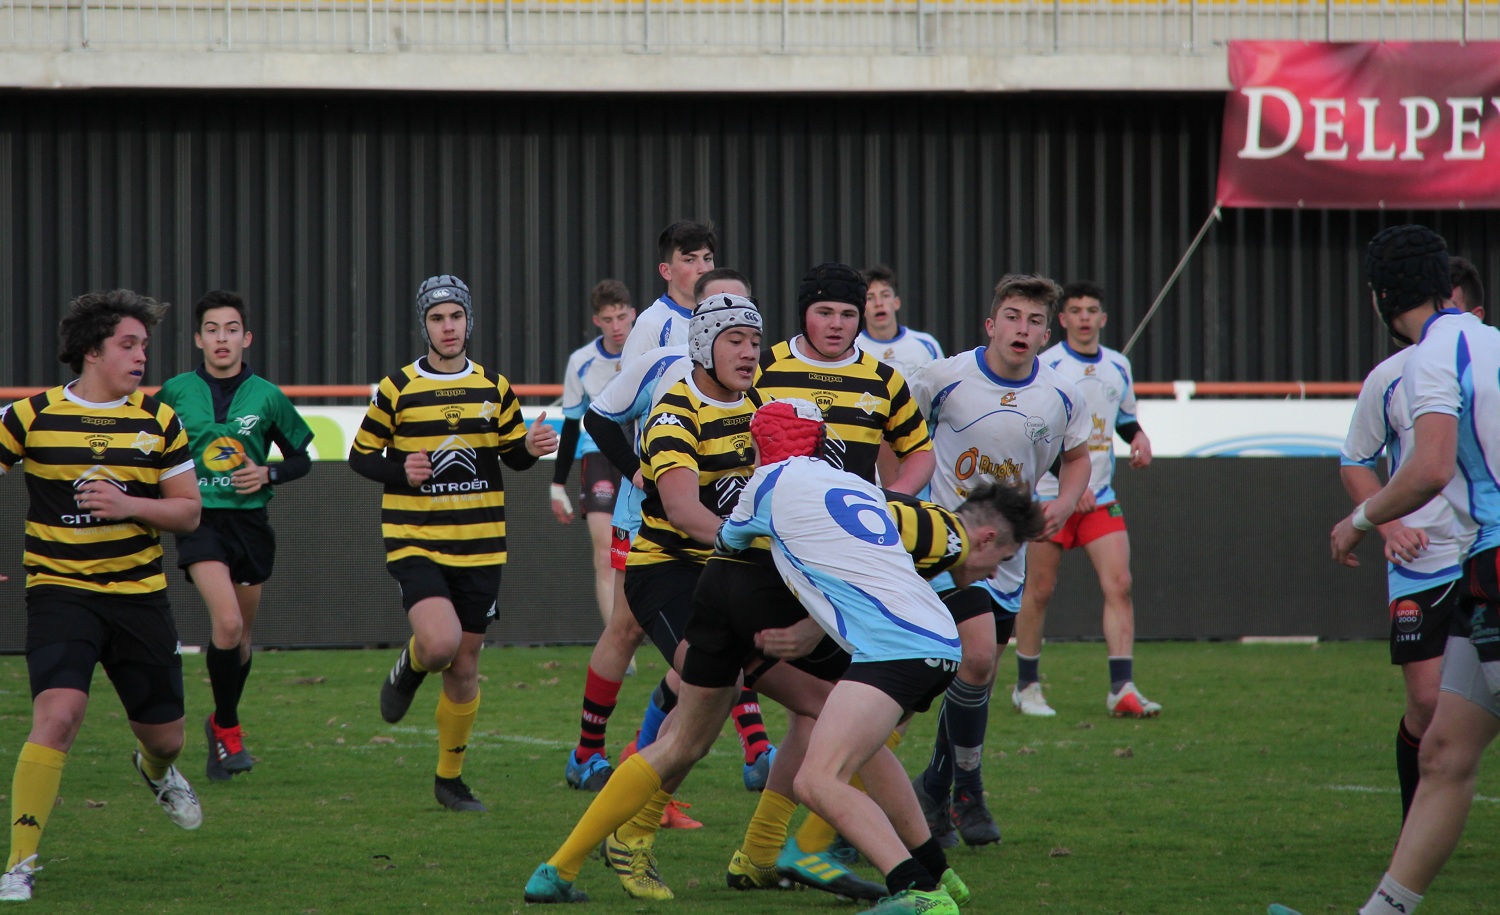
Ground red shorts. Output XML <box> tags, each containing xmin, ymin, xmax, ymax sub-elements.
<box><xmin>1051</xmin><ymin>502</ymin><xmax>1127</xmax><ymax>550</ymax></box>
<box><xmin>609</xmin><ymin>527</ymin><xmax>632</xmax><ymax>572</ymax></box>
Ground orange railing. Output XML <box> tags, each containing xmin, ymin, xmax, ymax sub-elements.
<box><xmin>0</xmin><ymin>382</ymin><xmax>1364</xmax><ymax>401</ymax></box>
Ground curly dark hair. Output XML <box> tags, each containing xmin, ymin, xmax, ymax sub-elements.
<box><xmin>58</xmin><ymin>289</ymin><xmax>170</xmax><ymax>374</ymax></box>
<box><xmin>957</xmin><ymin>480</ymin><xmax>1045</xmax><ymax>545</ymax></box>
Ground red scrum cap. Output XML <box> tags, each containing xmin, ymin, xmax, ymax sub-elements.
<box><xmin>751</xmin><ymin>399</ymin><xmax>826</xmax><ymax>465</ymax></box>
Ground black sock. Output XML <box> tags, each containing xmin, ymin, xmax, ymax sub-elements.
<box><xmin>884</xmin><ymin>857</ymin><xmax>937</xmax><ymax>895</ymax></box>
<box><xmin>653</xmin><ymin>679</ymin><xmax>679</xmax><ymax>715</ymax></box>
<box><xmin>239</xmin><ymin>653</ymin><xmax>253</xmax><ymax>692</ymax></box>
<box><xmin>1108</xmin><ymin>656</ymin><xmax>1133</xmax><ymax>693</ymax></box>
<box><xmin>1396</xmin><ymin>717</ymin><xmax>1422</xmax><ymax>823</ymax></box>
<box><xmin>206</xmin><ymin>645</ymin><xmax>243</xmax><ymax>728</ymax></box>
<box><xmin>1016</xmin><ymin>653</ymin><xmax>1040</xmax><ymax>687</ymax></box>
<box><xmin>909</xmin><ymin>837</ymin><xmax>949</xmax><ymax>882</ymax></box>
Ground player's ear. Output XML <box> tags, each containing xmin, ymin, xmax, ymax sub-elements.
<box><xmin>242</xmin><ymin>331</ymin><xmax>253</xmax><ymax>349</ymax></box>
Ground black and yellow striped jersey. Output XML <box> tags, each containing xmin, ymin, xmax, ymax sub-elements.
<box><xmin>885</xmin><ymin>489</ymin><xmax>970</xmax><ymax>581</ymax></box>
<box><xmin>351</xmin><ymin>358</ymin><xmax>529</xmax><ymax>567</ymax></box>
<box><xmin>630</xmin><ymin>375</ymin><xmax>764</xmax><ymax>566</ymax></box>
<box><xmin>755</xmin><ymin>339</ymin><xmax>932</xmax><ymax>484</ymax></box>
<box><xmin>0</xmin><ymin>385</ymin><xmax>194</xmax><ymax>594</ymax></box>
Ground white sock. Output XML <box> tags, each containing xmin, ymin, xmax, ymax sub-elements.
<box><xmin>1359</xmin><ymin>873</ymin><xmax>1422</xmax><ymax>915</ymax></box>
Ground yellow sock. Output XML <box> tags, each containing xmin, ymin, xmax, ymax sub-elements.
<box><xmin>547</xmin><ymin>754</ymin><xmax>662</xmax><ymax>882</ymax></box>
<box><xmin>795</xmin><ymin>730</ymin><xmax>900</xmax><ymax>853</ymax></box>
<box><xmin>407</xmin><ymin>636</ymin><xmax>429</xmax><ymax>673</ymax></box>
<box><xmin>741</xmin><ymin>789</ymin><xmax>798</xmax><ymax>868</ymax></box>
<box><xmin>135</xmin><ymin>742</ymin><xmax>176</xmax><ymax>781</ymax></box>
<box><xmin>9</xmin><ymin>743</ymin><xmax>65</xmax><ymax>869</ymax></box>
<box><xmin>435</xmin><ymin>689</ymin><xmax>480</xmax><ymax>779</ymax></box>
<box><xmin>618</xmin><ymin>789</ymin><xmax>670</xmax><ymax>843</ymax></box>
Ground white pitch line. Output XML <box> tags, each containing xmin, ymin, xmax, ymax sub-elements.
<box><xmin>1329</xmin><ymin>784</ymin><xmax>1500</xmax><ymax>804</ymax></box>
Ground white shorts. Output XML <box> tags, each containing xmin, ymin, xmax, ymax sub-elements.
<box><xmin>1439</xmin><ymin>635</ymin><xmax>1500</xmax><ymax>720</ymax></box>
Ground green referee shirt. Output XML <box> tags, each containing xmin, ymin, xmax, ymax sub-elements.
<box><xmin>158</xmin><ymin>367</ymin><xmax>314</xmax><ymax>511</ymax></box>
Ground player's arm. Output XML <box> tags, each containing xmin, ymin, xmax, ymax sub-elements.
<box><xmin>583</xmin><ymin>409</ymin><xmax>641</xmax><ymax>484</ymax></box>
<box><xmin>717</xmin><ymin>469</ymin><xmax>771</xmax><ymax>552</ymax></box>
<box><xmin>235</xmin><ymin>422</ymin><xmax>313</xmax><ymax>495</ymax></box>
<box><xmin>1116</xmin><ymin>420</ymin><xmax>1151</xmax><ymax>469</ymax></box>
<box><xmin>656</xmin><ymin>467</ymin><xmax>723</xmax><ymax>545</ymax></box>
<box><xmin>348</xmin><ymin>381</ymin><xmax>410</xmax><ymax>486</ymax></box>
<box><xmin>550</xmin><ymin>417</ymin><xmax>582</xmax><ymax>523</ymax></box>
<box><xmin>1334</xmin><ymin>412</ymin><xmax>1457</xmax><ymax>566</ymax></box>
<box><xmin>1041</xmin><ymin>443</ymin><xmax>1090</xmax><ymax>539</ymax></box>
<box><xmin>80</xmin><ymin>466</ymin><xmax>201</xmax><ymax>534</ymax></box>
<box><xmin>1340</xmin><ymin>463</ymin><xmax>1428</xmax><ymax>564</ymax></box>
<box><xmin>492</xmin><ymin>380</ymin><xmax>557</xmax><ymax>469</ymax></box>
<box><xmin>883</xmin><ymin>374</ymin><xmax>936</xmax><ymax>495</ymax></box>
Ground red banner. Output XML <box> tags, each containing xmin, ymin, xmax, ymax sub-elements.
<box><xmin>1217</xmin><ymin>41</ymin><xmax>1500</xmax><ymax>209</ymax></box>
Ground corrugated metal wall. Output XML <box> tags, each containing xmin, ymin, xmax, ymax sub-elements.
<box><xmin>2</xmin><ymin>91</ymin><xmax>1497</xmax><ymax>390</ymax></box>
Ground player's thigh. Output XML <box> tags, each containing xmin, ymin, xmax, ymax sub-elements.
<box><xmin>95</xmin><ymin>594</ymin><xmax>186</xmax><ymax>727</ymax></box>
<box><xmin>1081</xmin><ymin>527</ymin><xmax>1133</xmax><ymax>593</ymax></box>
<box><xmin>1390</xmin><ymin>580</ymin><xmax>1459</xmax><ymax>667</ymax></box>
<box><xmin>803</xmin><ymin>679</ymin><xmax>910</xmax><ymax>781</ymax></box>
<box><xmin>1024</xmin><ymin>538</ymin><xmax>1066</xmax><ymax>595</ymax></box>
<box><xmin>623</xmin><ymin>560</ymin><xmax>702</xmax><ymax>666</ymax></box>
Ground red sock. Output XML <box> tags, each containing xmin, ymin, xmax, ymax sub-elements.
<box><xmin>732</xmin><ymin>688</ymin><xmax>771</xmax><ymax>764</ymax></box>
<box><xmin>576</xmin><ymin>666</ymin><xmax>623</xmax><ymax>764</ymax></box>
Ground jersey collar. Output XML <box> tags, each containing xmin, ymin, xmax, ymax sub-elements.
<box><xmin>861</xmin><ymin>326</ymin><xmax>907</xmax><ymax>345</ymax></box>
<box><xmin>414</xmin><ymin>357</ymin><xmax>475</xmax><ymax>381</ymax></box>
<box><xmin>63</xmin><ymin>382</ymin><xmax>128</xmax><ymax>410</ymax></box>
<box><xmin>593</xmin><ymin>338</ymin><xmax>621</xmax><ymax>360</ymax></box>
<box><xmin>1061</xmin><ymin>340</ymin><xmax>1102</xmax><ymax>363</ymax></box>
<box><xmin>791</xmin><ymin>335</ymin><xmax>861</xmax><ymax>368</ymax></box>
<box><xmin>1419</xmin><ymin>308</ymin><xmax>1464</xmax><ymax>342</ymax></box>
<box><xmin>661</xmin><ymin>295</ymin><xmax>693</xmax><ymax>320</ymax></box>
<box><xmin>974</xmin><ymin>346</ymin><xmax>1039</xmax><ymax>388</ymax></box>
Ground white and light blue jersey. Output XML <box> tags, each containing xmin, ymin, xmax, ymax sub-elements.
<box><xmin>1342</xmin><ymin>347</ymin><xmax>1472</xmax><ymax>600</ymax></box>
<box><xmin>588</xmin><ymin>345</ymin><xmax>693</xmax><ymax>536</ymax></box>
<box><xmin>560</xmin><ymin>337</ymin><xmax>624</xmax><ymax>458</ymax></box>
<box><xmin>856</xmin><ymin>327</ymin><xmax>945</xmax><ymax>379</ymax></box>
<box><xmin>1034</xmin><ymin>341</ymin><xmax>1138</xmax><ymax>505</ymax></box>
<box><xmin>621</xmin><ymin>296</ymin><xmax>693</xmax><ymax>368</ymax></box>
<box><xmin>720</xmin><ymin>456</ymin><xmax>962</xmax><ymax>665</ymax></box>
<box><xmin>908</xmin><ymin>348</ymin><xmax>1090</xmax><ymax>613</ymax></box>
<box><xmin>1404</xmin><ymin>310</ymin><xmax>1500</xmax><ymax>556</ymax></box>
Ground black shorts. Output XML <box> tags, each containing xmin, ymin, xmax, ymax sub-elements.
<box><xmin>841</xmin><ymin>657</ymin><xmax>959</xmax><ymax>715</ymax></box>
<box><xmin>624</xmin><ymin>560</ymin><xmax>703</xmax><ymax>665</ymax></box>
<box><xmin>1458</xmin><ymin>546</ymin><xmax>1500</xmax><ymax>666</ymax></box>
<box><xmin>176</xmin><ymin>506</ymin><xmax>276</xmax><ymax>586</ymax></box>
<box><xmin>387</xmin><ymin>556</ymin><xmax>501</xmax><ymax>634</ymax></box>
<box><xmin>681</xmin><ymin>557</ymin><xmax>851</xmax><ymax>689</ymax></box>
<box><xmin>1389</xmin><ymin>580</ymin><xmax>1460</xmax><ymax>665</ymax></box>
<box><xmin>936</xmin><ymin>585</ymin><xmax>1015</xmax><ymax>644</ymax></box>
<box><xmin>24</xmin><ymin>586</ymin><xmax>185</xmax><ymax>724</ymax></box>
<box><xmin>579</xmin><ymin>454</ymin><xmax>620</xmax><ymax>515</ymax></box>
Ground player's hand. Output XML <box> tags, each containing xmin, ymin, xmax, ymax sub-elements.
<box><xmin>550</xmin><ymin>483</ymin><xmax>575</xmax><ymax>524</ymax></box>
<box><xmin>526</xmin><ymin>411</ymin><xmax>560</xmax><ymax>457</ymax></box>
<box><xmin>1130</xmin><ymin>432</ymin><xmax>1153</xmax><ymax>469</ymax></box>
<box><xmin>1331</xmin><ymin>515</ymin><xmax>1365</xmax><ymax>567</ymax></box>
<box><xmin>754</xmin><ymin>617</ymin><xmax>825</xmax><ymax>660</ymax></box>
<box><xmin>632</xmin><ymin>470</ymin><xmax>646</xmax><ymax>490</ymax></box>
<box><xmin>1039</xmin><ymin>499</ymin><xmax>1074</xmax><ymax>540</ymax></box>
<box><xmin>75</xmin><ymin>480</ymin><xmax>134</xmax><ymax>521</ymax></box>
<box><xmin>405</xmin><ymin>448</ymin><xmax>434</xmax><ymax>487</ymax></box>
<box><xmin>1076</xmin><ymin>489</ymin><xmax>1098</xmax><ymax>514</ymax></box>
<box><xmin>1380</xmin><ymin>522</ymin><xmax>1429</xmax><ymax>565</ymax></box>
<box><xmin>231</xmin><ymin>458</ymin><xmax>269</xmax><ymax>494</ymax></box>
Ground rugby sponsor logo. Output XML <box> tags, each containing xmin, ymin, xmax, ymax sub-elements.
<box><xmin>420</xmin><ymin>435</ymin><xmax>489</xmax><ymax>494</ymax></box>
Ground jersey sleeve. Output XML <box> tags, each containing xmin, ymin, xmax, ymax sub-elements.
<box><xmin>157</xmin><ymin>408</ymin><xmax>196</xmax><ymax>481</ymax></box>
<box><xmin>560</xmin><ymin>349</ymin><xmax>588</xmax><ymax>419</ymax></box>
<box><xmin>1342</xmin><ymin>369</ymin><xmax>1393</xmax><ymax>467</ymax></box>
<box><xmin>1114</xmin><ymin>355</ymin><xmax>1139</xmax><ymax>425</ymax></box>
<box><xmin>639</xmin><ymin>395</ymin><xmax>701</xmax><ymax>484</ymax></box>
<box><xmin>591</xmin><ymin>352</ymin><xmax>666</xmax><ymax>422</ymax></box>
<box><xmin>883</xmin><ymin>374</ymin><xmax>934</xmax><ymax>457</ymax></box>
<box><xmin>352</xmin><ymin>376</ymin><xmax>400</xmax><ymax>456</ymax></box>
<box><xmin>1059</xmin><ymin>378</ymin><xmax>1092</xmax><ymax>451</ymax></box>
<box><xmin>0</xmin><ymin>399</ymin><xmax>30</xmax><ymax>471</ymax></box>
<box><xmin>492</xmin><ymin>376</ymin><xmax>529</xmax><ymax>451</ymax></box>
<box><xmin>920</xmin><ymin>332</ymin><xmax>945</xmax><ymax>361</ymax></box>
<box><xmin>272</xmin><ymin>388</ymin><xmax>316</xmax><ymax>454</ymax></box>
<box><xmin>1405</xmin><ymin>330</ymin><xmax>1463</xmax><ymax>422</ymax></box>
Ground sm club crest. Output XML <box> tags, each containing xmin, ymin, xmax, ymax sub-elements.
<box><xmin>443</xmin><ymin>405</ymin><xmax>464</xmax><ymax>429</ymax></box>
<box><xmin>87</xmin><ymin>434</ymin><xmax>111</xmax><ymax>457</ymax></box>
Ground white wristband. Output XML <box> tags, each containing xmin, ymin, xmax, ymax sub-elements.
<box><xmin>1352</xmin><ymin>502</ymin><xmax>1375</xmax><ymax>532</ymax></box>
<box><xmin>550</xmin><ymin>483</ymin><xmax>574</xmax><ymax>515</ymax></box>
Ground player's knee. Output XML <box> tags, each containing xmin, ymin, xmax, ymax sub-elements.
<box><xmin>1417</xmin><ymin>729</ymin><xmax>1484</xmax><ymax>785</ymax></box>
<box><xmin>211</xmin><ymin>615</ymin><xmax>244</xmax><ymax>648</ymax></box>
<box><xmin>959</xmin><ymin>642</ymin><xmax>997</xmax><ymax>684</ymax></box>
<box><xmin>1406</xmin><ymin>693</ymin><xmax>1439</xmax><ymax>736</ymax></box>
<box><xmin>1102</xmin><ymin>569</ymin><xmax>1133</xmax><ymax>601</ymax></box>
<box><xmin>1027</xmin><ymin>577</ymin><xmax>1057</xmax><ymax>608</ymax></box>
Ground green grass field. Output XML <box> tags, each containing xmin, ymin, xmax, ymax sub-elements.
<box><xmin>1</xmin><ymin>641</ymin><xmax>1497</xmax><ymax>913</ymax></box>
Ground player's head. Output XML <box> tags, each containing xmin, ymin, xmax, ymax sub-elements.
<box><xmin>58</xmin><ymin>290</ymin><xmax>169</xmax><ymax>393</ymax></box>
<box><xmin>1365</xmin><ymin>225</ymin><xmax>1450</xmax><ymax>345</ymax></box>
<box><xmin>416</xmin><ymin>274</ymin><xmax>473</xmax><ymax>357</ymax></box>
<box><xmin>590</xmin><ymin>279</ymin><xmax>636</xmax><ymax>351</ymax></box>
<box><xmin>797</xmin><ymin>262</ymin><xmax>866</xmax><ymax>361</ymax></box>
<box><xmin>1058</xmin><ymin>280</ymin><xmax>1107</xmax><ymax>349</ymax></box>
<box><xmin>986</xmin><ymin>274</ymin><xmax>1062</xmax><ymax>373</ymax></box>
<box><xmin>694</xmin><ymin>268</ymin><xmax>752</xmax><ymax>302</ymax></box>
<box><xmin>194</xmin><ymin>290</ymin><xmax>253</xmax><ymax>375</ymax></box>
<box><xmin>861</xmin><ymin>265</ymin><xmax>902</xmax><ymax>339</ymax></box>
<box><xmin>750</xmin><ymin>398</ymin><xmax>825</xmax><ymax>465</ymax></box>
<box><xmin>1450</xmin><ymin>256</ymin><xmax>1486</xmax><ymax>323</ymax></box>
<box><xmin>690</xmin><ymin>293</ymin><xmax>762</xmax><ymax>393</ymax></box>
<box><xmin>658</xmin><ymin>220</ymin><xmax>717</xmax><ymax>304</ymax></box>
<box><xmin>955</xmin><ymin>480</ymin><xmax>1045</xmax><ymax>569</ymax></box>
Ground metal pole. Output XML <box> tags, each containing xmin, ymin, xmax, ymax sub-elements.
<box><xmin>1189</xmin><ymin>0</ymin><xmax>1196</xmax><ymax>51</ymax></box>
<box><xmin>224</xmin><ymin>0</ymin><xmax>232</xmax><ymax>50</ymax></box>
<box><xmin>644</xmin><ymin>0</ymin><xmax>651</xmax><ymax>52</ymax></box>
<box><xmin>366</xmin><ymin>0</ymin><xmax>375</xmax><ymax>50</ymax></box>
<box><xmin>1324</xmin><ymin>0</ymin><xmax>1332</xmax><ymax>42</ymax></box>
<box><xmin>505</xmin><ymin>0</ymin><xmax>513</xmax><ymax>51</ymax></box>
<box><xmin>780</xmin><ymin>0</ymin><xmax>787</xmax><ymax>53</ymax></box>
<box><xmin>1052</xmin><ymin>0</ymin><xmax>1060</xmax><ymax>53</ymax></box>
<box><xmin>1122</xmin><ymin>204</ymin><xmax>1223</xmax><ymax>357</ymax></box>
<box><xmin>80</xmin><ymin>0</ymin><xmax>88</xmax><ymax>49</ymax></box>
<box><xmin>1462</xmin><ymin>0</ymin><xmax>1469</xmax><ymax>45</ymax></box>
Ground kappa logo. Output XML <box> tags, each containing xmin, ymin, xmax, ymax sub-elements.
<box><xmin>81</xmin><ymin>416</ymin><xmax>115</xmax><ymax>426</ymax></box>
<box><xmin>87</xmin><ymin>434</ymin><xmax>112</xmax><ymax>457</ymax></box>
<box><xmin>945</xmin><ymin>527</ymin><xmax>965</xmax><ymax>558</ymax></box>
<box><xmin>1000</xmin><ymin>391</ymin><xmax>1017</xmax><ymax>407</ymax></box>
<box><xmin>234</xmin><ymin>414</ymin><xmax>260</xmax><ymax>434</ymax></box>
<box><xmin>132</xmin><ymin>430</ymin><xmax>161</xmax><ymax>455</ymax></box>
<box><xmin>446</xmin><ymin>744</ymin><xmax>468</xmax><ymax>755</ymax></box>
<box><xmin>12</xmin><ymin>815</ymin><xmax>38</xmax><ymax>829</ymax></box>
<box><xmin>653</xmin><ymin>413</ymin><xmax>684</xmax><ymax>428</ymax></box>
